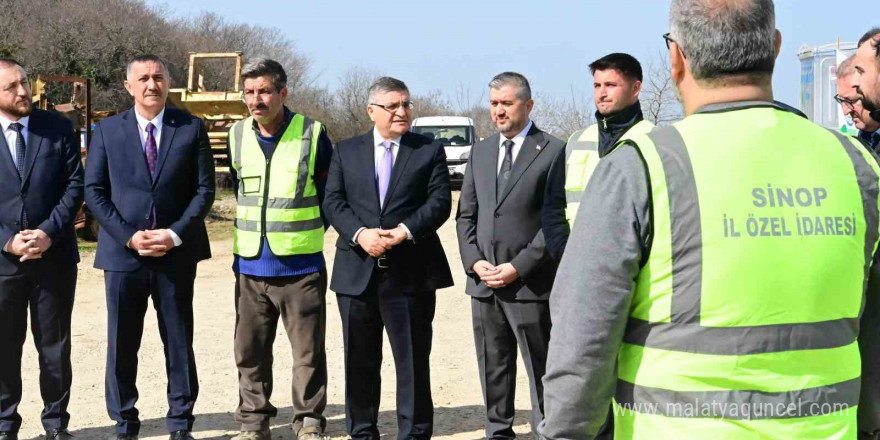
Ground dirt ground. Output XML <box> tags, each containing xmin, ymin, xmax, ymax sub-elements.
<box><xmin>16</xmin><ymin>192</ymin><xmax>537</xmax><ymax>440</ymax></box>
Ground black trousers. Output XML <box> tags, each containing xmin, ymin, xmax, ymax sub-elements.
<box><xmin>472</xmin><ymin>295</ymin><xmax>551</xmax><ymax>439</ymax></box>
<box><xmin>0</xmin><ymin>262</ymin><xmax>76</xmax><ymax>434</ymax></box>
<box><xmin>336</xmin><ymin>270</ymin><xmax>436</xmax><ymax>440</ymax></box>
<box><xmin>104</xmin><ymin>263</ymin><xmax>198</xmax><ymax>435</ymax></box>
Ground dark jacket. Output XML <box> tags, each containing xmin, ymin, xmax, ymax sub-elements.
<box><xmin>0</xmin><ymin>109</ymin><xmax>84</xmax><ymax>275</ymax></box>
<box><xmin>84</xmin><ymin>106</ymin><xmax>215</xmax><ymax>271</ymax></box>
<box><xmin>859</xmin><ymin>129</ymin><xmax>880</xmax><ymax>153</ymax></box>
<box><xmin>596</xmin><ymin>101</ymin><xmax>646</xmax><ymax>156</ymax></box>
<box><xmin>456</xmin><ymin>123</ymin><xmax>565</xmax><ymax>301</ymax></box>
<box><xmin>323</xmin><ymin>130</ymin><xmax>453</xmax><ymax>295</ymax></box>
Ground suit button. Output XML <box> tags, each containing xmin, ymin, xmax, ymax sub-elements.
<box><xmin>145</xmin><ymin>215</ymin><xmax>150</xmax><ymax>220</ymax></box>
<box><xmin>20</xmin><ymin>193</ymin><xmax>26</xmax><ymax>199</ymax></box>
<box><xmin>14</xmin><ymin>220</ymin><xmax>19</xmax><ymax>225</ymax></box>
<box><xmin>494</xmin><ymin>213</ymin><xmax>500</xmax><ymax>218</ymax></box>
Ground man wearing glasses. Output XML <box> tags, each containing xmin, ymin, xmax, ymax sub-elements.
<box><xmin>323</xmin><ymin>77</ymin><xmax>453</xmax><ymax>440</ymax></box>
<box><xmin>837</xmin><ymin>55</ymin><xmax>880</xmax><ymax>152</ymax></box>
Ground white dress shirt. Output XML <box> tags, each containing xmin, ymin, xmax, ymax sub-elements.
<box><xmin>0</xmin><ymin>113</ymin><xmax>29</xmax><ymax>168</ymax></box>
<box><xmin>351</xmin><ymin>127</ymin><xmax>414</xmax><ymax>245</ymax></box>
<box><xmin>134</xmin><ymin>108</ymin><xmax>164</xmax><ymax>152</ymax></box>
<box><xmin>372</xmin><ymin>126</ymin><xmax>402</xmax><ymax>173</ymax></box>
<box><xmin>497</xmin><ymin>120</ymin><xmax>533</xmax><ymax>175</ymax></box>
<box><xmin>130</xmin><ymin>108</ymin><xmax>181</xmax><ymax>247</ymax></box>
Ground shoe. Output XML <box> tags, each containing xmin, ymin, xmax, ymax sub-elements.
<box><xmin>46</xmin><ymin>429</ymin><xmax>75</xmax><ymax>440</ymax></box>
<box><xmin>231</xmin><ymin>429</ymin><xmax>271</xmax><ymax>440</ymax></box>
<box><xmin>296</xmin><ymin>426</ymin><xmax>324</xmax><ymax>440</ymax></box>
<box><xmin>169</xmin><ymin>431</ymin><xmax>194</xmax><ymax>440</ymax></box>
<box><xmin>0</xmin><ymin>431</ymin><xmax>17</xmax><ymax>440</ymax></box>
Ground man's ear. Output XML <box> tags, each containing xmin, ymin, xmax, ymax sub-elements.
<box><xmin>774</xmin><ymin>29</ymin><xmax>782</xmax><ymax>59</ymax></box>
<box><xmin>670</xmin><ymin>45</ymin><xmax>686</xmax><ymax>85</ymax></box>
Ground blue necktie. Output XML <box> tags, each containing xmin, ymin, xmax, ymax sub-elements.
<box><xmin>10</xmin><ymin>122</ymin><xmax>28</xmax><ymax>228</ymax></box>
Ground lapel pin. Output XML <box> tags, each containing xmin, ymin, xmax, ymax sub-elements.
<box><xmin>536</xmin><ymin>145</ymin><xmax>542</xmax><ymax>150</ymax></box>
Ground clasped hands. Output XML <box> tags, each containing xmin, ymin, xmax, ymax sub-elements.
<box><xmin>129</xmin><ymin>229</ymin><xmax>176</xmax><ymax>257</ymax></box>
<box><xmin>7</xmin><ymin>229</ymin><xmax>52</xmax><ymax>262</ymax></box>
<box><xmin>472</xmin><ymin>260</ymin><xmax>519</xmax><ymax>289</ymax></box>
<box><xmin>356</xmin><ymin>226</ymin><xmax>409</xmax><ymax>258</ymax></box>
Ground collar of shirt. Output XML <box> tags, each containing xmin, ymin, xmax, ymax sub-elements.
<box><xmin>499</xmin><ymin>120</ymin><xmax>532</xmax><ymax>148</ymax></box>
<box><xmin>372</xmin><ymin>126</ymin><xmax>403</xmax><ymax>149</ymax></box>
<box><xmin>0</xmin><ymin>114</ymin><xmax>29</xmax><ymax>159</ymax></box>
<box><xmin>497</xmin><ymin>120</ymin><xmax>532</xmax><ymax>172</ymax></box>
<box><xmin>372</xmin><ymin>126</ymin><xmax>403</xmax><ymax>166</ymax></box>
<box><xmin>134</xmin><ymin>107</ymin><xmax>165</xmax><ymax>149</ymax></box>
<box><xmin>0</xmin><ymin>113</ymin><xmax>29</xmax><ymax>134</ymax></box>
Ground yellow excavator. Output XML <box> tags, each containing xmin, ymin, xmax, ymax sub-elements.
<box><xmin>167</xmin><ymin>52</ymin><xmax>248</xmax><ymax>187</ymax></box>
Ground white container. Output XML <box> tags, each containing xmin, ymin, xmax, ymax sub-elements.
<box><xmin>797</xmin><ymin>42</ymin><xmax>857</xmax><ymax>129</ymax></box>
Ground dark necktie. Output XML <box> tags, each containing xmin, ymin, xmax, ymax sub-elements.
<box><xmin>10</xmin><ymin>122</ymin><xmax>28</xmax><ymax>228</ymax></box>
<box><xmin>497</xmin><ymin>139</ymin><xmax>514</xmax><ymax>197</ymax></box>
<box><xmin>145</xmin><ymin>123</ymin><xmax>158</xmax><ymax>227</ymax></box>
<box><xmin>145</xmin><ymin>122</ymin><xmax>158</xmax><ymax>176</ymax></box>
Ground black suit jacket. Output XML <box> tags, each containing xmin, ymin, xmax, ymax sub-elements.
<box><xmin>324</xmin><ymin>130</ymin><xmax>454</xmax><ymax>295</ymax></box>
<box><xmin>84</xmin><ymin>106</ymin><xmax>215</xmax><ymax>272</ymax></box>
<box><xmin>0</xmin><ymin>109</ymin><xmax>84</xmax><ymax>275</ymax></box>
<box><xmin>456</xmin><ymin>124</ymin><xmax>564</xmax><ymax>301</ymax></box>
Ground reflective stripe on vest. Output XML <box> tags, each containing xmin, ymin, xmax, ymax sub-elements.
<box><xmin>613</xmin><ymin>107</ymin><xmax>880</xmax><ymax>439</ymax></box>
<box><xmin>564</xmin><ymin>120</ymin><xmax>654</xmax><ymax>225</ymax></box>
<box><xmin>229</xmin><ymin>114</ymin><xmax>324</xmax><ymax>258</ymax></box>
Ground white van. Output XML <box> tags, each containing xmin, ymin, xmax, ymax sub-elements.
<box><xmin>411</xmin><ymin>116</ymin><xmax>476</xmax><ymax>186</ymax></box>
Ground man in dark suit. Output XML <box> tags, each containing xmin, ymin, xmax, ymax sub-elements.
<box><xmin>456</xmin><ymin>72</ymin><xmax>564</xmax><ymax>440</ymax></box>
<box><xmin>84</xmin><ymin>54</ymin><xmax>214</xmax><ymax>440</ymax></box>
<box><xmin>323</xmin><ymin>76</ymin><xmax>453</xmax><ymax>440</ymax></box>
<box><xmin>0</xmin><ymin>58</ymin><xmax>83</xmax><ymax>440</ymax></box>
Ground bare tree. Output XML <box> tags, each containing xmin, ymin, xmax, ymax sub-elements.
<box><xmin>531</xmin><ymin>86</ymin><xmax>594</xmax><ymax>141</ymax></box>
<box><xmin>640</xmin><ymin>52</ymin><xmax>683</xmax><ymax>126</ymax></box>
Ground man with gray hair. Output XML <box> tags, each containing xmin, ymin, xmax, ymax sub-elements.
<box><xmin>324</xmin><ymin>76</ymin><xmax>453</xmax><ymax>440</ymax></box>
<box><xmin>836</xmin><ymin>55</ymin><xmax>880</xmax><ymax>151</ymax></box>
<box><xmin>226</xmin><ymin>58</ymin><xmax>333</xmax><ymax>440</ymax></box>
<box><xmin>456</xmin><ymin>72</ymin><xmax>564</xmax><ymax>439</ymax></box>
<box><xmin>540</xmin><ymin>1</ymin><xmax>880</xmax><ymax>439</ymax></box>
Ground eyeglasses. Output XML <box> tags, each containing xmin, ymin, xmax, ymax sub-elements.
<box><xmin>370</xmin><ymin>101</ymin><xmax>414</xmax><ymax>113</ymax></box>
<box><xmin>834</xmin><ymin>94</ymin><xmax>858</xmax><ymax>110</ymax></box>
<box><xmin>663</xmin><ymin>32</ymin><xmax>687</xmax><ymax>58</ymax></box>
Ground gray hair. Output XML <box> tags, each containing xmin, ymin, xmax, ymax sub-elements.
<box><xmin>126</xmin><ymin>54</ymin><xmax>168</xmax><ymax>79</ymax></box>
<box><xmin>837</xmin><ymin>55</ymin><xmax>857</xmax><ymax>79</ymax></box>
<box><xmin>242</xmin><ymin>58</ymin><xmax>287</xmax><ymax>92</ymax></box>
<box><xmin>368</xmin><ymin>76</ymin><xmax>409</xmax><ymax>102</ymax></box>
<box><xmin>488</xmin><ymin>72</ymin><xmax>532</xmax><ymax>101</ymax></box>
<box><xmin>669</xmin><ymin>0</ymin><xmax>777</xmax><ymax>86</ymax></box>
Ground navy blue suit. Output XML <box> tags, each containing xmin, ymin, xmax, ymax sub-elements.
<box><xmin>84</xmin><ymin>106</ymin><xmax>214</xmax><ymax>435</ymax></box>
<box><xmin>0</xmin><ymin>109</ymin><xmax>83</xmax><ymax>434</ymax></box>
<box><xmin>324</xmin><ymin>130</ymin><xmax>453</xmax><ymax>440</ymax></box>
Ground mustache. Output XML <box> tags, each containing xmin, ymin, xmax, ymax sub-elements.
<box><xmin>251</xmin><ymin>104</ymin><xmax>269</xmax><ymax>110</ymax></box>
